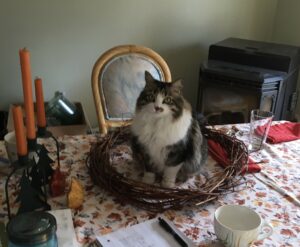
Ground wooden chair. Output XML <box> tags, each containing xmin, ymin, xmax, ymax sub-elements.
<box><xmin>91</xmin><ymin>45</ymin><xmax>172</xmax><ymax>134</ymax></box>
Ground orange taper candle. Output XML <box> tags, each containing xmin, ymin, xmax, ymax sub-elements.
<box><xmin>35</xmin><ymin>77</ymin><xmax>47</xmax><ymax>128</ymax></box>
<box><xmin>19</xmin><ymin>48</ymin><xmax>36</xmax><ymax>140</ymax></box>
<box><xmin>12</xmin><ymin>106</ymin><xmax>28</xmax><ymax>156</ymax></box>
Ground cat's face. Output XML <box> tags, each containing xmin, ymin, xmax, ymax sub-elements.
<box><xmin>136</xmin><ymin>71</ymin><xmax>184</xmax><ymax>119</ymax></box>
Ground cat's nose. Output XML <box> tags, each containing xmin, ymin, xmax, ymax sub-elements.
<box><xmin>154</xmin><ymin>106</ymin><xmax>163</xmax><ymax>112</ymax></box>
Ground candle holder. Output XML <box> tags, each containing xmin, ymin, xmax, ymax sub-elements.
<box><xmin>5</xmin><ymin>155</ymin><xmax>51</xmax><ymax>219</ymax></box>
<box><xmin>5</xmin><ymin>126</ymin><xmax>62</xmax><ymax>219</ymax></box>
<box><xmin>27</xmin><ymin>138</ymin><xmax>37</xmax><ymax>152</ymax></box>
<box><xmin>36</xmin><ymin>126</ymin><xmax>60</xmax><ymax>168</ymax></box>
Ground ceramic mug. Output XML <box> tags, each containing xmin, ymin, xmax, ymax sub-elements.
<box><xmin>4</xmin><ymin>131</ymin><xmax>18</xmax><ymax>164</ymax></box>
<box><xmin>214</xmin><ymin>205</ymin><xmax>273</xmax><ymax>247</ymax></box>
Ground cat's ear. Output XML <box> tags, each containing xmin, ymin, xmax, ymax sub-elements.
<box><xmin>145</xmin><ymin>71</ymin><xmax>154</xmax><ymax>83</ymax></box>
<box><xmin>144</xmin><ymin>71</ymin><xmax>156</xmax><ymax>88</ymax></box>
<box><xmin>170</xmin><ymin>79</ymin><xmax>183</xmax><ymax>94</ymax></box>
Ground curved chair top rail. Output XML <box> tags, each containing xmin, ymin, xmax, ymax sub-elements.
<box><xmin>92</xmin><ymin>44</ymin><xmax>171</xmax><ymax>135</ymax></box>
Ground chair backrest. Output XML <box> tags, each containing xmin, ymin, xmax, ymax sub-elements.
<box><xmin>91</xmin><ymin>45</ymin><xmax>172</xmax><ymax>134</ymax></box>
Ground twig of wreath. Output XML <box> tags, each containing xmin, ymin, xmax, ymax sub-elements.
<box><xmin>87</xmin><ymin>126</ymin><xmax>248</xmax><ymax>213</ymax></box>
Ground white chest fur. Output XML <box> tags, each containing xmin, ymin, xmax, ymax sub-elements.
<box><xmin>131</xmin><ymin>109</ymin><xmax>192</xmax><ymax>170</ymax></box>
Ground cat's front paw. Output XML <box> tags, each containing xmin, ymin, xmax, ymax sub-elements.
<box><xmin>142</xmin><ymin>172</ymin><xmax>155</xmax><ymax>185</ymax></box>
<box><xmin>161</xmin><ymin>178</ymin><xmax>175</xmax><ymax>188</ymax></box>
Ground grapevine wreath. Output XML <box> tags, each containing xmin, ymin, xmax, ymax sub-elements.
<box><xmin>87</xmin><ymin>126</ymin><xmax>248</xmax><ymax>213</ymax></box>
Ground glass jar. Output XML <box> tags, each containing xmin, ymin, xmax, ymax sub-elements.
<box><xmin>7</xmin><ymin>211</ymin><xmax>58</xmax><ymax>247</ymax></box>
<box><xmin>46</xmin><ymin>91</ymin><xmax>81</xmax><ymax>126</ymax></box>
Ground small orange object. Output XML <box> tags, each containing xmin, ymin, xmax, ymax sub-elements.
<box><xmin>67</xmin><ymin>178</ymin><xmax>84</xmax><ymax>209</ymax></box>
<box><xmin>35</xmin><ymin>77</ymin><xmax>47</xmax><ymax>128</ymax></box>
<box><xmin>12</xmin><ymin>105</ymin><xmax>27</xmax><ymax>156</ymax></box>
<box><xmin>19</xmin><ymin>48</ymin><xmax>36</xmax><ymax>140</ymax></box>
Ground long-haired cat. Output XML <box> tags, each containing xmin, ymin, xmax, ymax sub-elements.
<box><xmin>131</xmin><ymin>71</ymin><xmax>207</xmax><ymax>188</ymax></box>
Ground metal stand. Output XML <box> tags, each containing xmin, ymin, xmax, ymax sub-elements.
<box><xmin>5</xmin><ymin>155</ymin><xmax>35</xmax><ymax>219</ymax></box>
<box><xmin>36</xmin><ymin>126</ymin><xmax>60</xmax><ymax>168</ymax></box>
<box><xmin>5</xmin><ymin>126</ymin><xmax>60</xmax><ymax>219</ymax></box>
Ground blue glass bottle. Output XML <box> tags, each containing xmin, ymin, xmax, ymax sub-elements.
<box><xmin>7</xmin><ymin>211</ymin><xmax>58</xmax><ymax>247</ymax></box>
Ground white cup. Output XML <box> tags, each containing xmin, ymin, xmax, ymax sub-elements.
<box><xmin>4</xmin><ymin>131</ymin><xmax>18</xmax><ymax>164</ymax></box>
<box><xmin>214</xmin><ymin>205</ymin><xmax>273</xmax><ymax>247</ymax></box>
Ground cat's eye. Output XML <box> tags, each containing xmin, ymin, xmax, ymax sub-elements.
<box><xmin>163</xmin><ymin>96</ymin><xmax>173</xmax><ymax>104</ymax></box>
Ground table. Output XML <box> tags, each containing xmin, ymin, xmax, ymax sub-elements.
<box><xmin>0</xmin><ymin>123</ymin><xmax>300</xmax><ymax>246</ymax></box>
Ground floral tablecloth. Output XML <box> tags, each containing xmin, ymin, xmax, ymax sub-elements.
<box><xmin>0</xmin><ymin>122</ymin><xmax>300</xmax><ymax>247</ymax></box>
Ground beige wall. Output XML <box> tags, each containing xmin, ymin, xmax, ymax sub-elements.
<box><xmin>271</xmin><ymin>0</ymin><xmax>300</xmax><ymax>117</ymax></box>
<box><xmin>272</xmin><ymin>0</ymin><xmax>300</xmax><ymax>46</ymax></box>
<box><xmin>0</xmin><ymin>0</ymin><xmax>278</xmax><ymax>127</ymax></box>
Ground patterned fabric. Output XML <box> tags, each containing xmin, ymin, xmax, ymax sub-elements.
<box><xmin>0</xmin><ymin>122</ymin><xmax>300</xmax><ymax>247</ymax></box>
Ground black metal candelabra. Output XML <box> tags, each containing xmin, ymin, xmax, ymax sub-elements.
<box><xmin>5</xmin><ymin>126</ymin><xmax>60</xmax><ymax>219</ymax></box>
<box><xmin>37</xmin><ymin>126</ymin><xmax>60</xmax><ymax>168</ymax></box>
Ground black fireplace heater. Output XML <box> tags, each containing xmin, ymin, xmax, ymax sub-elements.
<box><xmin>197</xmin><ymin>38</ymin><xmax>300</xmax><ymax>124</ymax></box>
